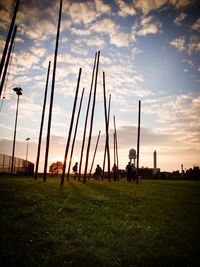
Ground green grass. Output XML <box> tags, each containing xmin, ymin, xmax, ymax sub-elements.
<box><xmin>0</xmin><ymin>176</ymin><xmax>200</xmax><ymax>266</ymax></box>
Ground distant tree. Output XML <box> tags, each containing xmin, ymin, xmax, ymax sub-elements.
<box><xmin>49</xmin><ymin>161</ymin><xmax>63</xmax><ymax>174</ymax></box>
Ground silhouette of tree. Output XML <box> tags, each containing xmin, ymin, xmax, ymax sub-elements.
<box><xmin>49</xmin><ymin>161</ymin><xmax>63</xmax><ymax>174</ymax></box>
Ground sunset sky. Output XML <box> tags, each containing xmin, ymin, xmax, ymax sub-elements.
<box><xmin>0</xmin><ymin>0</ymin><xmax>199</xmax><ymax>173</ymax></box>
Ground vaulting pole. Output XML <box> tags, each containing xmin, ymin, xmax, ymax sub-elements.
<box><xmin>113</xmin><ymin>115</ymin><xmax>119</xmax><ymax>168</ymax></box>
<box><xmin>83</xmin><ymin>51</ymin><xmax>100</xmax><ymax>183</ymax></box>
<box><xmin>136</xmin><ymin>100</ymin><xmax>141</xmax><ymax>185</ymax></box>
<box><xmin>102</xmin><ymin>73</ymin><xmax>111</xmax><ymax>182</ymax></box>
<box><xmin>102</xmin><ymin>93</ymin><xmax>111</xmax><ymax>180</ymax></box>
<box><xmin>43</xmin><ymin>0</ymin><xmax>62</xmax><ymax>182</ymax></box>
<box><xmin>35</xmin><ymin>61</ymin><xmax>51</xmax><ymax>179</ymax></box>
<box><xmin>78</xmin><ymin>53</ymin><xmax>97</xmax><ymax>181</ymax></box>
<box><xmin>66</xmin><ymin>88</ymin><xmax>85</xmax><ymax>180</ymax></box>
<box><xmin>88</xmin><ymin>130</ymin><xmax>101</xmax><ymax>179</ymax></box>
<box><xmin>0</xmin><ymin>0</ymin><xmax>20</xmax><ymax>86</ymax></box>
<box><xmin>0</xmin><ymin>26</ymin><xmax>17</xmax><ymax>96</ymax></box>
<box><xmin>61</xmin><ymin>68</ymin><xmax>82</xmax><ymax>185</ymax></box>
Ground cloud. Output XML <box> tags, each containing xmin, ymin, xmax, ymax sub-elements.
<box><xmin>71</xmin><ymin>28</ymin><xmax>91</xmax><ymax>36</ymax></box>
<box><xmin>170</xmin><ymin>37</ymin><xmax>185</xmax><ymax>51</ymax></box>
<box><xmin>90</xmin><ymin>18</ymin><xmax>130</xmax><ymax>47</ymax></box>
<box><xmin>70</xmin><ymin>45</ymin><xmax>88</xmax><ymax>56</ymax></box>
<box><xmin>174</xmin><ymin>12</ymin><xmax>187</xmax><ymax>26</ymax></box>
<box><xmin>169</xmin><ymin>0</ymin><xmax>196</xmax><ymax>9</ymax></box>
<box><xmin>83</xmin><ymin>36</ymin><xmax>105</xmax><ymax>48</ymax></box>
<box><xmin>67</xmin><ymin>2</ymin><xmax>96</xmax><ymax>25</ymax></box>
<box><xmin>95</xmin><ymin>0</ymin><xmax>111</xmax><ymax>15</ymax></box>
<box><xmin>132</xmin><ymin>47</ymin><xmax>143</xmax><ymax>57</ymax></box>
<box><xmin>137</xmin><ymin>16</ymin><xmax>162</xmax><ymax>36</ymax></box>
<box><xmin>188</xmin><ymin>35</ymin><xmax>200</xmax><ymax>54</ymax></box>
<box><xmin>134</xmin><ymin>0</ymin><xmax>168</xmax><ymax>14</ymax></box>
<box><xmin>133</xmin><ymin>0</ymin><xmax>195</xmax><ymax>14</ymax></box>
<box><xmin>192</xmin><ymin>17</ymin><xmax>200</xmax><ymax>32</ymax></box>
<box><xmin>116</xmin><ymin>0</ymin><xmax>136</xmax><ymax>17</ymax></box>
<box><xmin>109</xmin><ymin>32</ymin><xmax>130</xmax><ymax>47</ymax></box>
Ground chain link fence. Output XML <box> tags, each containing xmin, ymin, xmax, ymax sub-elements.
<box><xmin>0</xmin><ymin>154</ymin><xmax>34</xmax><ymax>175</ymax></box>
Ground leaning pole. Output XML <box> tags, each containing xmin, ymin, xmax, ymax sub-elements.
<box><xmin>0</xmin><ymin>0</ymin><xmax>20</xmax><ymax>87</ymax></box>
<box><xmin>61</xmin><ymin>68</ymin><xmax>82</xmax><ymax>185</ymax></box>
<box><xmin>78</xmin><ymin>53</ymin><xmax>97</xmax><ymax>181</ymax></box>
<box><xmin>83</xmin><ymin>51</ymin><xmax>100</xmax><ymax>183</ymax></box>
<box><xmin>66</xmin><ymin>88</ymin><xmax>85</xmax><ymax>181</ymax></box>
<box><xmin>0</xmin><ymin>26</ymin><xmax>17</xmax><ymax>96</ymax></box>
<box><xmin>136</xmin><ymin>100</ymin><xmax>141</xmax><ymax>184</ymax></box>
<box><xmin>102</xmin><ymin>73</ymin><xmax>111</xmax><ymax>181</ymax></box>
<box><xmin>35</xmin><ymin>61</ymin><xmax>51</xmax><ymax>179</ymax></box>
<box><xmin>43</xmin><ymin>0</ymin><xmax>62</xmax><ymax>182</ymax></box>
<box><xmin>88</xmin><ymin>130</ymin><xmax>101</xmax><ymax>179</ymax></box>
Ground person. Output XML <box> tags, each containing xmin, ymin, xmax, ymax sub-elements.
<box><xmin>112</xmin><ymin>163</ymin><xmax>118</xmax><ymax>181</ymax></box>
<box><xmin>126</xmin><ymin>162</ymin><xmax>132</xmax><ymax>181</ymax></box>
<box><xmin>72</xmin><ymin>162</ymin><xmax>78</xmax><ymax>180</ymax></box>
<box><xmin>94</xmin><ymin>164</ymin><xmax>102</xmax><ymax>180</ymax></box>
<box><xmin>131</xmin><ymin>164</ymin><xmax>136</xmax><ymax>181</ymax></box>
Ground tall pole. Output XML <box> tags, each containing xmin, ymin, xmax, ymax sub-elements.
<box><xmin>0</xmin><ymin>0</ymin><xmax>20</xmax><ymax>84</ymax></box>
<box><xmin>25</xmin><ymin>138</ymin><xmax>30</xmax><ymax>161</ymax></box>
<box><xmin>66</xmin><ymin>88</ymin><xmax>85</xmax><ymax>180</ymax></box>
<box><xmin>78</xmin><ymin>53</ymin><xmax>97</xmax><ymax>181</ymax></box>
<box><xmin>136</xmin><ymin>100</ymin><xmax>141</xmax><ymax>185</ymax></box>
<box><xmin>35</xmin><ymin>61</ymin><xmax>51</xmax><ymax>179</ymax></box>
<box><xmin>83</xmin><ymin>51</ymin><xmax>100</xmax><ymax>183</ymax></box>
<box><xmin>0</xmin><ymin>26</ymin><xmax>17</xmax><ymax>97</ymax></box>
<box><xmin>43</xmin><ymin>0</ymin><xmax>62</xmax><ymax>182</ymax></box>
<box><xmin>113</xmin><ymin>132</ymin><xmax>116</xmax><ymax>166</ymax></box>
<box><xmin>102</xmin><ymin>74</ymin><xmax>111</xmax><ymax>181</ymax></box>
<box><xmin>102</xmin><ymin>93</ymin><xmax>111</xmax><ymax>180</ymax></box>
<box><xmin>61</xmin><ymin>68</ymin><xmax>82</xmax><ymax>185</ymax></box>
<box><xmin>113</xmin><ymin>115</ymin><xmax>119</xmax><ymax>168</ymax></box>
<box><xmin>11</xmin><ymin>88</ymin><xmax>22</xmax><ymax>174</ymax></box>
<box><xmin>89</xmin><ymin>130</ymin><xmax>101</xmax><ymax>179</ymax></box>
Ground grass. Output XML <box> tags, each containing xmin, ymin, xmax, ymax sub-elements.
<box><xmin>0</xmin><ymin>176</ymin><xmax>200</xmax><ymax>266</ymax></box>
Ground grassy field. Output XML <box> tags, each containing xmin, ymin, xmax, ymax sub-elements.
<box><xmin>0</xmin><ymin>176</ymin><xmax>200</xmax><ymax>266</ymax></box>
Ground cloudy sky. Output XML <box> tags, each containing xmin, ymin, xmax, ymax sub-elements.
<box><xmin>0</xmin><ymin>0</ymin><xmax>199</xmax><ymax>173</ymax></box>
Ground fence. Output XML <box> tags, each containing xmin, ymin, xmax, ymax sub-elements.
<box><xmin>0</xmin><ymin>154</ymin><xmax>34</xmax><ymax>175</ymax></box>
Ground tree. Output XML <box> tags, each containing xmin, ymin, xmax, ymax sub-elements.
<box><xmin>49</xmin><ymin>161</ymin><xmax>63</xmax><ymax>174</ymax></box>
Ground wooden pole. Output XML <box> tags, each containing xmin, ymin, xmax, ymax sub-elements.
<box><xmin>0</xmin><ymin>0</ymin><xmax>20</xmax><ymax>86</ymax></box>
<box><xmin>102</xmin><ymin>73</ymin><xmax>111</xmax><ymax>182</ymax></box>
<box><xmin>61</xmin><ymin>68</ymin><xmax>82</xmax><ymax>184</ymax></box>
<box><xmin>43</xmin><ymin>0</ymin><xmax>62</xmax><ymax>182</ymax></box>
<box><xmin>78</xmin><ymin>53</ymin><xmax>97</xmax><ymax>181</ymax></box>
<box><xmin>83</xmin><ymin>51</ymin><xmax>100</xmax><ymax>183</ymax></box>
<box><xmin>102</xmin><ymin>93</ymin><xmax>111</xmax><ymax>180</ymax></box>
<box><xmin>88</xmin><ymin>130</ymin><xmax>101</xmax><ymax>179</ymax></box>
<box><xmin>34</xmin><ymin>61</ymin><xmax>51</xmax><ymax>179</ymax></box>
<box><xmin>136</xmin><ymin>100</ymin><xmax>141</xmax><ymax>184</ymax></box>
<box><xmin>0</xmin><ymin>26</ymin><xmax>17</xmax><ymax>96</ymax></box>
<box><xmin>11</xmin><ymin>94</ymin><xmax>20</xmax><ymax>174</ymax></box>
<box><xmin>113</xmin><ymin>132</ymin><xmax>116</xmax><ymax>166</ymax></box>
<box><xmin>66</xmin><ymin>88</ymin><xmax>85</xmax><ymax>180</ymax></box>
<box><xmin>113</xmin><ymin>115</ymin><xmax>119</xmax><ymax>168</ymax></box>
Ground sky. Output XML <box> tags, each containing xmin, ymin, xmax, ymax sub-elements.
<box><xmin>0</xmin><ymin>0</ymin><xmax>199</xmax><ymax>173</ymax></box>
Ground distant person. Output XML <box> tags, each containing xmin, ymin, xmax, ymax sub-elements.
<box><xmin>126</xmin><ymin>162</ymin><xmax>132</xmax><ymax>181</ymax></box>
<box><xmin>94</xmin><ymin>164</ymin><xmax>102</xmax><ymax>180</ymax></box>
<box><xmin>72</xmin><ymin>162</ymin><xmax>78</xmax><ymax>180</ymax></box>
<box><xmin>112</xmin><ymin>164</ymin><xmax>118</xmax><ymax>181</ymax></box>
<box><xmin>131</xmin><ymin>164</ymin><xmax>136</xmax><ymax>181</ymax></box>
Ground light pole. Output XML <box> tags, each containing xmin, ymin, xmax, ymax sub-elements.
<box><xmin>25</xmin><ymin>137</ymin><xmax>30</xmax><ymax>161</ymax></box>
<box><xmin>11</xmin><ymin>87</ymin><xmax>22</xmax><ymax>174</ymax></box>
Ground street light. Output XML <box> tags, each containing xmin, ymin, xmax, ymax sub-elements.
<box><xmin>25</xmin><ymin>137</ymin><xmax>30</xmax><ymax>161</ymax></box>
<box><xmin>11</xmin><ymin>87</ymin><xmax>22</xmax><ymax>174</ymax></box>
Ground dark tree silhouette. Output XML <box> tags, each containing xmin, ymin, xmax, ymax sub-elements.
<box><xmin>49</xmin><ymin>161</ymin><xmax>63</xmax><ymax>174</ymax></box>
